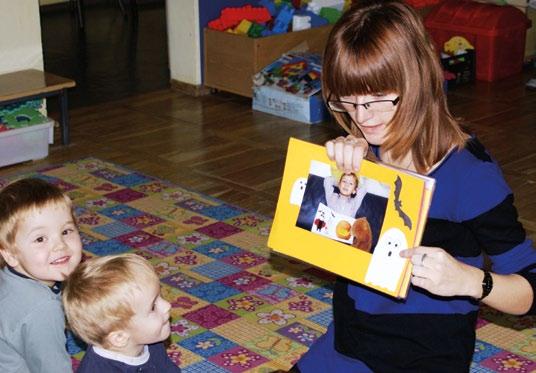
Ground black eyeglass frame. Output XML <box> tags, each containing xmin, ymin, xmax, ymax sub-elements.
<box><xmin>326</xmin><ymin>96</ymin><xmax>400</xmax><ymax>113</ymax></box>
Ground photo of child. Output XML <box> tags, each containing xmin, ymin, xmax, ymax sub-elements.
<box><xmin>323</xmin><ymin>172</ymin><xmax>367</xmax><ymax>219</ymax></box>
<box><xmin>295</xmin><ymin>161</ymin><xmax>390</xmax><ymax>253</ymax></box>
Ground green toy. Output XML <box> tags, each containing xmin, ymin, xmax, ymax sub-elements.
<box><xmin>0</xmin><ymin>107</ymin><xmax>48</xmax><ymax>129</ymax></box>
<box><xmin>248</xmin><ymin>23</ymin><xmax>266</xmax><ymax>38</ymax></box>
<box><xmin>320</xmin><ymin>7</ymin><xmax>342</xmax><ymax>24</ymax></box>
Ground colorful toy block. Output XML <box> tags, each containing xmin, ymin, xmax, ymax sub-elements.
<box><xmin>235</xmin><ymin>19</ymin><xmax>253</xmax><ymax>35</ymax></box>
<box><xmin>208</xmin><ymin>5</ymin><xmax>271</xmax><ymax>32</ymax></box>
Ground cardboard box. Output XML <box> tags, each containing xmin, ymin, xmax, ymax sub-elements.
<box><xmin>204</xmin><ymin>25</ymin><xmax>332</xmax><ymax>97</ymax></box>
<box><xmin>252</xmin><ymin>85</ymin><xmax>330</xmax><ymax>124</ymax></box>
<box><xmin>0</xmin><ymin>120</ymin><xmax>54</xmax><ymax>168</ymax></box>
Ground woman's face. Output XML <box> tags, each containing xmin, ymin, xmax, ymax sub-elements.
<box><xmin>340</xmin><ymin>93</ymin><xmax>399</xmax><ymax>146</ymax></box>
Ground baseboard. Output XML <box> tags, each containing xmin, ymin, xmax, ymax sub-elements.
<box><xmin>170</xmin><ymin>79</ymin><xmax>211</xmax><ymax>97</ymax></box>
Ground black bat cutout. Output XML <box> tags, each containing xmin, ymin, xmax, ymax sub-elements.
<box><xmin>394</xmin><ymin>176</ymin><xmax>412</xmax><ymax>229</ymax></box>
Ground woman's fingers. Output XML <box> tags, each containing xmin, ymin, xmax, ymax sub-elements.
<box><xmin>325</xmin><ymin>135</ymin><xmax>368</xmax><ymax>172</ymax></box>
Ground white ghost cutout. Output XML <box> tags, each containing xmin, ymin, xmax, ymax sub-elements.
<box><xmin>289</xmin><ymin>177</ymin><xmax>307</xmax><ymax>206</ymax></box>
<box><xmin>365</xmin><ymin>228</ymin><xmax>408</xmax><ymax>292</ymax></box>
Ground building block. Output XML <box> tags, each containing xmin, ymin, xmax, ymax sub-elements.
<box><xmin>235</xmin><ymin>19</ymin><xmax>253</xmax><ymax>35</ymax></box>
<box><xmin>248</xmin><ymin>22</ymin><xmax>266</xmax><ymax>38</ymax></box>
<box><xmin>296</xmin><ymin>9</ymin><xmax>330</xmax><ymax>27</ymax></box>
<box><xmin>319</xmin><ymin>7</ymin><xmax>342</xmax><ymax>24</ymax></box>
<box><xmin>268</xmin><ymin>4</ymin><xmax>295</xmax><ymax>35</ymax></box>
<box><xmin>307</xmin><ymin>0</ymin><xmax>345</xmax><ymax>14</ymax></box>
<box><xmin>259</xmin><ymin>0</ymin><xmax>278</xmax><ymax>16</ymax></box>
<box><xmin>208</xmin><ymin>5</ymin><xmax>271</xmax><ymax>31</ymax></box>
<box><xmin>293</xmin><ymin>14</ymin><xmax>312</xmax><ymax>31</ymax></box>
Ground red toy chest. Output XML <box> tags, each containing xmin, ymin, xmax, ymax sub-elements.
<box><xmin>424</xmin><ymin>0</ymin><xmax>531</xmax><ymax>81</ymax></box>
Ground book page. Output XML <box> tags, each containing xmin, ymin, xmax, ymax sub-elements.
<box><xmin>268</xmin><ymin>138</ymin><xmax>435</xmax><ymax>298</ymax></box>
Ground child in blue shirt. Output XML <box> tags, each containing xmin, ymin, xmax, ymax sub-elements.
<box><xmin>0</xmin><ymin>178</ymin><xmax>82</xmax><ymax>372</ymax></box>
<box><xmin>63</xmin><ymin>253</ymin><xmax>181</xmax><ymax>372</ymax></box>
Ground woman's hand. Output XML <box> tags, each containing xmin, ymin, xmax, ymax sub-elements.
<box><xmin>400</xmin><ymin>246</ymin><xmax>482</xmax><ymax>298</ymax></box>
<box><xmin>325</xmin><ymin>135</ymin><xmax>369</xmax><ymax>174</ymax></box>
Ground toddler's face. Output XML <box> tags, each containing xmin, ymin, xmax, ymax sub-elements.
<box><xmin>10</xmin><ymin>202</ymin><xmax>82</xmax><ymax>286</ymax></box>
<box><xmin>126</xmin><ymin>278</ymin><xmax>171</xmax><ymax>346</ymax></box>
<box><xmin>339</xmin><ymin>174</ymin><xmax>357</xmax><ymax>197</ymax></box>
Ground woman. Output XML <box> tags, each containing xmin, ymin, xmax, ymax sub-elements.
<box><xmin>294</xmin><ymin>0</ymin><xmax>536</xmax><ymax>371</ymax></box>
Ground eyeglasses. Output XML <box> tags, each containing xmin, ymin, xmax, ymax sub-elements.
<box><xmin>327</xmin><ymin>96</ymin><xmax>400</xmax><ymax>113</ymax></box>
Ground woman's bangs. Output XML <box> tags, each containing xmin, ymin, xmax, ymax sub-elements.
<box><xmin>327</xmin><ymin>43</ymin><xmax>396</xmax><ymax>99</ymax></box>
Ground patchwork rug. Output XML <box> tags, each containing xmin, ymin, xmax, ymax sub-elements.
<box><xmin>1</xmin><ymin>158</ymin><xmax>535</xmax><ymax>373</ymax></box>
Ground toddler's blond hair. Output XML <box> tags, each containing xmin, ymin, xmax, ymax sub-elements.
<box><xmin>62</xmin><ymin>253</ymin><xmax>159</xmax><ymax>348</ymax></box>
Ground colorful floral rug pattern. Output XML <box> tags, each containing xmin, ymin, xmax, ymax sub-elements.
<box><xmin>2</xmin><ymin>158</ymin><xmax>534</xmax><ymax>372</ymax></box>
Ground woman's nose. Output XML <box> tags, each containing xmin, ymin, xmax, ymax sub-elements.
<box><xmin>352</xmin><ymin>105</ymin><xmax>373</xmax><ymax>124</ymax></box>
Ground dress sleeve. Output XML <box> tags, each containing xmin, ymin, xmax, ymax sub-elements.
<box><xmin>460</xmin><ymin>161</ymin><xmax>536</xmax><ymax>315</ymax></box>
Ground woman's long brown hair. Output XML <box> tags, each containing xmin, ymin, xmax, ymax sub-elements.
<box><xmin>322</xmin><ymin>0</ymin><xmax>466</xmax><ymax>173</ymax></box>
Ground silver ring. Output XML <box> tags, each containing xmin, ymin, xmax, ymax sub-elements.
<box><xmin>421</xmin><ymin>253</ymin><xmax>427</xmax><ymax>265</ymax></box>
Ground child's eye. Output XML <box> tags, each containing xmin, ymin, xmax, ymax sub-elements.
<box><xmin>151</xmin><ymin>297</ymin><xmax>160</xmax><ymax>311</ymax></box>
<box><xmin>34</xmin><ymin>236</ymin><xmax>45</xmax><ymax>243</ymax></box>
<box><xmin>62</xmin><ymin>228</ymin><xmax>75</xmax><ymax>235</ymax></box>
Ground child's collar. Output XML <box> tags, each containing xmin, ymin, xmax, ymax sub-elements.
<box><xmin>7</xmin><ymin>266</ymin><xmax>62</xmax><ymax>294</ymax></box>
<box><xmin>92</xmin><ymin>344</ymin><xmax>150</xmax><ymax>366</ymax></box>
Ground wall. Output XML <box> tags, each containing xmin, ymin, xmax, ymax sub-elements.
<box><xmin>166</xmin><ymin>0</ymin><xmax>253</xmax><ymax>87</ymax></box>
<box><xmin>166</xmin><ymin>0</ymin><xmax>201</xmax><ymax>85</ymax></box>
<box><xmin>0</xmin><ymin>0</ymin><xmax>44</xmax><ymax>74</ymax></box>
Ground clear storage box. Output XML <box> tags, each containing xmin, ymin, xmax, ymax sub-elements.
<box><xmin>0</xmin><ymin>120</ymin><xmax>54</xmax><ymax>168</ymax></box>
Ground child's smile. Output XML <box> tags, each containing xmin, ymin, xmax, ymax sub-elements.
<box><xmin>9</xmin><ymin>203</ymin><xmax>82</xmax><ymax>286</ymax></box>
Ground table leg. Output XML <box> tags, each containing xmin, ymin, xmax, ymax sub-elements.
<box><xmin>58</xmin><ymin>89</ymin><xmax>70</xmax><ymax>145</ymax></box>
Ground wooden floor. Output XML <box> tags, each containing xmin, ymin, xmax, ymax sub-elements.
<box><xmin>1</xmin><ymin>67</ymin><xmax>535</xmax><ymax>243</ymax></box>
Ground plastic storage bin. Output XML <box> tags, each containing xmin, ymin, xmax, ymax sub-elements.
<box><xmin>424</xmin><ymin>0</ymin><xmax>531</xmax><ymax>81</ymax></box>
<box><xmin>0</xmin><ymin>120</ymin><xmax>54</xmax><ymax>168</ymax></box>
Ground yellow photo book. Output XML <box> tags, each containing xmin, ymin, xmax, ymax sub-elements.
<box><xmin>268</xmin><ymin>138</ymin><xmax>435</xmax><ymax>298</ymax></box>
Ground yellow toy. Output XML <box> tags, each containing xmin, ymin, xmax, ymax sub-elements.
<box><xmin>444</xmin><ymin>36</ymin><xmax>474</xmax><ymax>55</ymax></box>
<box><xmin>234</xmin><ymin>19</ymin><xmax>252</xmax><ymax>35</ymax></box>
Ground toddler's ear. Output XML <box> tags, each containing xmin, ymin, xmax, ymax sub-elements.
<box><xmin>0</xmin><ymin>248</ymin><xmax>20</xmax><ymax>268</ymax></box>
<box><xmin>106</xmin><ymin>329</ymin><xmax>129</xmax><ymax>349</ymax></box>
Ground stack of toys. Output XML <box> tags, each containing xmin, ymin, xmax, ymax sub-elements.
<box><xmin>0</xmin><ymin>100</ymin><xmax>48</xmax><ymax>133</ymax></box>
<box><xmin>207</xmin><ymin>0</ymin><xmax>350</xmax><ymax>37</ymax></box>
<box><xmin>440</xmin><ymin>36</ymin><xmax>476</xmax><ymax>89</ymax></box>
<box><xmin>252</xmin><ymin>52</ymin><xmax>330</xmax><ymax>124</ymax></box>
<box><xmin>253</xmin><ymin>52</ymin><xmax>322</xmax><ymax>97</ymax></box>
